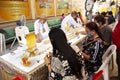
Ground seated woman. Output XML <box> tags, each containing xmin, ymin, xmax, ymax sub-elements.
<box><xmin>80</xmin><ymin>22</ymin><xmax>105</xmax><ymax>73</ymax></box>
<box><xmin>44</xmin><ymin>28</ymin><xmax>82</xmax><ymax>80</ymax></box>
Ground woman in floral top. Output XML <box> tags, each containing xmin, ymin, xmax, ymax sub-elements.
<box><xmin>44</xmin><ymin>28</ymin><xmax>82</xmax><ymax>80</ymax></box>
<box><xmin>81</xmin><ymin>22</ymin><xmax>105</xmax><ymax>73</ymax></box>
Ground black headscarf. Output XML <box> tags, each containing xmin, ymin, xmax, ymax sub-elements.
<box><xmin>49</xmin><ymin>28</ymin><xmax>82</xmax><ymax>78</ymax></box>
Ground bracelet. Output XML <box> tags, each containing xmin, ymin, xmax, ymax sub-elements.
<box><xmin>78</xmin><ymin>51</ymin><xmax>82</xmax><ymax>56</ymax></box>
<box><xmin>78</xmin><ymin>51</ymin><xmax>84</xmax><ymax>59</ymax></box>
<box><xmin>46</xmin><ymin>63</ymin><xmax>51</xmax><ymax>66</ymax></box>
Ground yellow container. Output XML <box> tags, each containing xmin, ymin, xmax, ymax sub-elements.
<box><xmin>26</xmin><ymin>32</ymin><xmax>36</xmax><ymax>51</ymax></box>
<box><xmin>65</xmin><ymin>22</ymin><xmax>70</xmax><ymax>31</ymax></box>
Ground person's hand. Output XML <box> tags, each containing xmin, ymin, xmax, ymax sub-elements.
<box><xmin>44</xmin><ymin>55</ymin><xmax>52</xmax><ymax>72</ymax></box>
<box><xmin>79</xmin><ymin>46</ymin><xmax>83</xmax><ymax>51</ymax></box>
<box><xmin>37</xmin><ymin>37</ymin><xmax>41</xmax><ymax>43</ymax></box>
<box><xmin>44</xmin><ymin>56</ymin><xmax>51</xmax><ymax>64</ymax></box>
<box><xmin>37</xmin><ymin>39</ymin><xmax>41</xmax><ymax>43</ymax></box>
<box><xmin>75</xmin><ymin>31</ymin><xmax>87</xmax><ymax>36</ymax></box>
<box><xmin>48</xmin><ymin>52</ymin><xmax>53</xmax><ymax>57</ymax></box>
<box><xmin>75</xmin><ymin>32</ymin><xmax>80</xmax><ymax>36</ymax></box>
<box><xmin>71</xmin><ymin>25</ymin><xmax>75</xmax><ymax>28</ymax></box>
<box><xmin>80</xmin><ymin>31</ymin><xmax>86</xmax><ymax>35</ymax></box>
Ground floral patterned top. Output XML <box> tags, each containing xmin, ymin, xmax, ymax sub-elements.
<box><xmin>82</xmin><ymin>38</ymin><xmax>104</xmax><ymax>73</ymax></box>
<box><xmin>49</xmin><ymin>50</ymin><xmax>79</xmax><ymax>80</ymax></box>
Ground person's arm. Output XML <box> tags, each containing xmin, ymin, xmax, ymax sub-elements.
<box><xmin>76</xmin><ymin>31</ymin><xmax>86</xmax><ymax>36</ymax></box>
<box><xmin>103</xmin><ymin>41</ymin><xmax>110</xmax><ymax>46</ymax></box>
<box><xmin>44</xmin><ymin>56</ymin><xmax>52</xmax><ymax>72</ymax></box>
<box><xmin>82</xmin><ymin>52</ymin><xmax>90</xmax><ymax>60</ymax></box>
<box><xmin>69</xmin><ymin>17</ymin><xmax>82</xmax><ymax>28</ymax></box>
<box><xmin>80</xmin><ymin>16</ymin><xmax>84</xmax><ymax>23</ymax></box>
<box><xmin>44</xmin><ymin>52</ymin><xmax>53</xmax><ymax>72</ymax></box>
<box><xmin>48</xmin><ymin>65</ymin><xmax>52</xmax><ymax>72</ymax></box>
<box><xmin>34</xmin><ymin>21</ymin><xmax>42</xmax><ymax>43</ymax></box>
<box><xmin>36</xmin><ymin>34</ymin><xmax>42</xmax><ymax>43</ymax></box>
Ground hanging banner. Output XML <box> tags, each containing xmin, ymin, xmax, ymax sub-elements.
<box><xmin>0</xmin><ymin>1</ymin><xmax>31</xmax><ymax>23</ymax></box>
<box><xmin>56</xmin><ymin>0</ymin><xmax>72</xmax><ymax>15</ymax></box>
<box><xmin>36</xmin><ymin>0</ymin><xmax>54</xmax><ymax>17</ymax></box>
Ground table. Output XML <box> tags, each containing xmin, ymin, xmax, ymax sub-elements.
<box><xmin>0</xmin><ymin>28</ymin><xmax>86</xmax><ymax>80</ymax></box>
<box><xmin>0</xmin><ymin>43</ymin><xmax>50</xmax><ymax>80</ymax></box>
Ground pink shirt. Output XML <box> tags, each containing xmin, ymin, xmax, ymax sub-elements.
<box><xmin>61</xmin><ymin>16</ymin><xmax>65</xmax><ymax>21</ymax></box>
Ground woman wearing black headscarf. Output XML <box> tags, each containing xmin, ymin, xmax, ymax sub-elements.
<box><xmin>44</xmin><ymin>28</ymin><xmax>82</xmax><ymax>80</ymax></box>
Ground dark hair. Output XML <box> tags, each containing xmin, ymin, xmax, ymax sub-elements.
<box><xmin>108</xmin><ymin>11</ymin><xmax>113</xmax><ymax>15</ymax></box>
<box><xmin>101</xmin><ymin>12</ymin><xmax>106</xmax><ymax>17</ymax></box>
<box><xmin>62</xmin><ymin>13</ymin><xmax>64</xmax><ymax>16</ymax></box>
<box><xmin>78</xmin><ymin>12</ymin><xmax>81</xmax><ymax>16</ymax></box>
<box><xmin>94</xmin><ymin>0</ymin><xmax>96</xmax><ymax>2</ymax></box>
<box><xmin>95</xmin><ymin>12</ymin><xmax>100</xmax><ymax>15</ymax></box>
<box><xmin>94</xmin><ymin>14</ymin><xmax>106</xmax><ymax>25</ymax></box>
<box><xmin>108</xmin><ymin>16</ymin><xmax>115</xmax><ymax>24</ymax></box>
<box><xmin>49</xmin><ymin>27</ymin><xmax>82</xmax><ymax>78</ymax></box>
<box><xmin>71</xmin><ymin>11</ymin><xmax>78</xmax><ymax>16</ymax></box>
<box><xmin>86</xmin><ymin>22</ymin><xmax>102</xmax><ymax>39</ymax></box>
<box><xmin>110</xmin><ymin>1</ymin><xmax>115</xmax><ymax>6</ymax></box>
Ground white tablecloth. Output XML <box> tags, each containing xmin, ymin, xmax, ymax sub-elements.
<box><xmin>0</xmin><ymin>42</ymin><xmax>51</xmax><ymax>75</ymax></box>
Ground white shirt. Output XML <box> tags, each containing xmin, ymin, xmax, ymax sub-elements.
<box><xmin>61</xmin><ymin>14</ymin><xmax>81</xmax><ymax>30</ymax></box>
<box><xmin>34</xmin><ymin>19</ymin><xmax>50</xmax><ymax>40</ymax></box>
